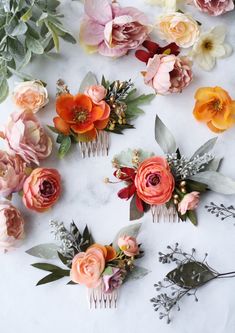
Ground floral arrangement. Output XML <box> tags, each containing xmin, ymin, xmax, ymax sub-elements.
<box><xmin>27</xmin><ymin>221</ymin><xmax>149</xmax><ymax>307</ymax></box>
<box><xmin>107</xmin><ymin>115</ymin><xmax>235</xmax><ymax>225</ymax></box>
<box><xmin>151</xmin><ymin>243</ymin><xmax>235</xmax><ymax>323</ymax></box>
<box><xmin>0</xmin><ymin>81</ymin><xmax>62</xmax><ymax>252</ymax></box>
<box><xmin>49</xmin><ymin>72</ymin><xmax>154</xmax><ymax>158</ymax></box>
<box><xmin>0</xmin><ymin>0</ymin><xmax>76</xmax><ymax>103</ymax></box>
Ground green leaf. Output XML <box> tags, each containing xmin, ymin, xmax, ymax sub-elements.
<box><xmin>57</xmin><ymin>251</ymin><xmax>71</xmax><ymax>268</ymax></box>
<box><xmin>191</xmin><ymin>137</ymin><xmax>218</xmax><ymax>159</ymax></box>
<box><xmin>18</xmin><ymin>49</ymin><xmax>31</xmax><ymax>70</ymax></box>
<box><xmin>204</xmin><ymin>157</ymin><xmax>223</xmax><ymax>172</ymax></box>
<box><xmin>8</xmin><ymin>38</ymin><xmax>25</xmax><ymax>61</ymax></box>
<box><xmin>127</xmin><ymin>93</ymin><xmax>155</xmax><ymax>105</ymax></box>
<box><xmin>125</xmin><ymin>265</ymin><xmax>150</xmax><ymax>281</ymax></box>
<box><xmin>0</xmin><ymin>79</ymin><xmax>9</xmax><ymax>103</ymax></box>
<box><xmin>11</xmin><ymin>21</ymin><xmax>28</xmax><ymax>36</ymax></box>
<box><xmin>79</xmin><ymin>72</ymin><xmax>98</xmax><ymax>92</ymax></box>
<box><xmin>26</xmin><ymin>243</ymin><xmax>59</xmax><ymax>259</ymax></box>
<box><xmin>32</xmin><ymin>263</ymin><xmax>66</xmax><ymax>273</ymax></box>
<box><xmin>61</xmin><ymin>32</ymin><xmax>76</xmax><ymax>44</ymax></box>
<box><xmin>126</xmin><ymin>105</ymin><xmax>145</xmax><ymax>119</ymax></box>
<box><xmin>113</xmin><ymin>148</ymin><xmax>154</xmax><ymax>167</ymax></box>
<box><xmin>47</xmin><ymin>125</ymin><xmax>61</xmax><ymax>134</ymax></box>
<box><xmin>186</xmin><ymin>179</ymin><xmax>207</xmax><ymax>193</ymax></box>
<box><xmin>36</xmin><ymin>273</ymin><xmax>65</xmax><ymax>286</ymax></box>
<box><xmin>190</xmin><ymin>171</ymin><xmax>235</xmax><ymax>195</ymax></box>
<box><xmin>112</xmin><ymin>222</ymin><xmax>141</xmax><ymax>250</ymax></box>
<box><xmin>130</xmin><ymin>194</ymin><xmax>144</xmax><ymax>221</ymax></box>
<box><xmin>58</xmin><ymin>136</ymin><xmax>72</xmax><ymax>158</ymax></box>
<box><xmin>155</xmin><ymin>115</ymin><xmax>177</xmax><ymax>154</ymax></box>
<box><xmin>187</xmin><ymin>210</ymin><xmax>197</xmax><ymax>226</ymax></box>
<box><xmin>167</xmin><ymin>261</ymin><xmax>217</xmax><ymax>289</ymax></box>
<box><xmin>21</xmin><ymin>6</ymin><xmax>33</xmax><ymax>22</ymax></box>
<box><xmin>46</xmin><ymin>21</ymin><xmax>59</xmax><ymax>52</ymax></box>
<box><xmin>26</xmin><ymin>34</ymin><xmax>44</xmax><ymax>54</ymax></box>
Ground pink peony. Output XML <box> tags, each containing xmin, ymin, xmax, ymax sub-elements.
<box><xmin>80</xmin><ymin>0</ymin><xmax>150</xmax><ymax>57</ymax></box>
<box><xmin>4</xmin><ymin>111</ymin><xmax>52</xmax><ymax>165</ymax></box>
<box><xmin>178</xmin><ymin>191</ymin><xmax>200</xmax><ymax>215</ymax></box>
<box><xmin>22</xmin><ymin>168</ymin><xmax>61</xmax><ymax>213</ymax></box>
<box><xmin>0</xmin><ymin>201</ymin><xmax>24</xmax><ymax>252</ymax></box>
<box><xmin>0</xmin><ymin>151</ymin><xmax>28</xmax><ymax>197</ymax></box>
<box><xmin>193</xmin><ymin>0</ymin><xmax>234</xmax><ymax>16</ymax></box>
<box><xmin>118</xmin><ymin>235</ymin><xmax>139</xmax><ymax>257</ymax></box>
<box><xmin>144</xmin><ymin>54</ymin><xmax>193</xmax><ymax>95</ymax></box>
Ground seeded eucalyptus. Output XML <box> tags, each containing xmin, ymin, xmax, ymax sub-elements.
<box><xmin>0</xmin><ymin>0</ymin><xmax>76</xmax><ymax>103</ymax></box>
<box><xmin>151</xmin><ymin>243</ymin><xmax>235</xmax><ymax>323</ymax></box>
<box><xmin>205</xmin><ymin>202</ymin><xmax>235</xmax><ymax>222</ymax></box>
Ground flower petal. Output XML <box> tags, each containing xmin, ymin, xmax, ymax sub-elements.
<box><xmin>80</xmin><ymin>18</ymin><xmax>105</xmax><ymax>45</ymax></box>
<box><xmin>71</xmin><ymin>123</ymin><xmax>94</xmax><ymax>134</ymax></box>
<box><xmin>56</xmin><ymin>94</ymin><xmax>75</xmax><ymax>121</ymax></box>
<box><xmin>84</xmin><ymin>0</ymin><xmax>113</xmax><ymax>25</ymax></box>
<box><xmin>76</xmin><ymin>128</ymin><xmax>97</xmax><ymax>142</ymax></box>
<box><xmin>53</xmin><ymin>117</ymin><xmax>70</xmax><ymax>135</ymax></box>
<box><xmin>195</xmin><ymin>53</ymin><xmax>216</xmax><ymax>71</ymax></box>
<box><xmin>211</xmin><ymin>26</ymin><xmax>226</xmax><ymax>44</ymax></box>
<box><xmin>98</xmin><ymin>41</ymin><xmax>128</xmax><ymax>57</ymax></box>
<box><xmin>74</xmin><ymin>94</ymin><xmax>92</xmax><ymax>112</ymax></box>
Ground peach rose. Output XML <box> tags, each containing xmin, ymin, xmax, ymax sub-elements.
<box><xmin>70</xmin><ymin>246</ymin><xmax>106</xmax><ymax>288</ymax></box>
<box><xmin>22</xmin><ymin>168</ymin><xmax>61</xmax><ymax>212</ymax></box>
<box><xmin>0</xmin><ymin>151</ymin><xmax>28</xmax><ymax>197</ymax></box>
<box><xmin>13</xmin><ymin>81</ymin><xmax>48</xmax><ymax>113</ymax></box>
<box><xmin>4</xmin><ymin>111</ymin><xmax>52</xmax><ymax>165</ymax></box>
<box><xmin>156</xmin><ymin>12</ymin><xmax>200</xmax><ymax>48</ymax></box>
<box><xmin>178</xmin><ymin>191</ymin><xmax>200</xmax><ymax>215</ymax></box>
<box><xmin>118</xmin><ymin>235</ymin><xmax>139</xmax><ymax>257</ymax></box>
<box><xmin>0</xmin><ymin>201</ymin><xmax>24</xmax><ymax>252</ymax></box>
<box><xmin>135</xmin><ymin>157</ymin><xmax>175</xmax><ymax>205</ymax></box>
<box><xmin>84</xmin><ymin>85</ymin><xmax>107</xmax><ymax>103</ymax></box>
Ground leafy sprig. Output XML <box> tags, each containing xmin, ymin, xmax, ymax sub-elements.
<box><xmin>0</xmin><ymin>0</ymin><xmax>76</xmax><ymax>103</ymax></box>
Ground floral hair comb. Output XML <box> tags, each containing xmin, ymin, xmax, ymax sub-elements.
<box><xmin>49</xmin><ymin>72</ymin><xmax>154</xmax><ymax>158</ymax></box>
<box><xmin>106</xmin><ymin>115</ymin><xmax>235</xmax><ymax>225</ymax></box>
<box><xmin>26</xmin><ymin>221</ymin><xmax>149</xmax><ymax>309</ymax></box>
<box><xmin>151</xmin><ymin>243</ymin><xmax>235</xmax><ymax>323</ymax></box>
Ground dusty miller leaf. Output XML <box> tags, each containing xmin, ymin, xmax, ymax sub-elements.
<box><xmin>26</xmin><ymin>243</ymin><xmax>59</xmax><ymax>259</ymax></box>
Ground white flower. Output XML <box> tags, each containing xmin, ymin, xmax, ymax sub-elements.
<box><xmin>191</xmin><ymin>26</ymin><xmax>233</xmax><ymax>71</ymax></box>
<box><xmin>145</xmin><ymin>0</ymin><xmax>178</xmax><ymax>11</ymax></box>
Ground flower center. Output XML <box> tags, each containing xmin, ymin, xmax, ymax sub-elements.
<box><xmin>72</xmin><ymin>107</ymin><xmax>89</xmax><ymax>123</ymax></box>
<box><xmin>211</xmin><ymin>99</ymin><xmax>223</xmax><ymax>112</ymax></box>
<box><xmin>202</xmin><ymin>39</ymin><xmax>213</xmax><ymax>51</ymax></box>
<box><xmin>39</xmin><ymin>180</ymin><xmax>54</xmax><ymax>197</ymax></box>
<box><xmin>146</xmin><ymin>173</ymin><xmax>160</xmax><ymax>187</ymax></box>
<box><xmin>0</xmin><ymin>168</ymin><xmax>6</xmax><ymax>177</ymax></box>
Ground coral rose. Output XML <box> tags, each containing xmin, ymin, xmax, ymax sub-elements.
<box><xmin>193</xmin><ymin>0</ymin><xmax>234</xmax><ymax>16</ymax></box>
<box><xmin>80</xmin><ymin>0</ymin><xmax>150</xmax><ymax>57</ymax></box>
<box><xmin>144</xmin><ymin>54</ymin><xmax>193</xmax><ymax>95</ymax></box>
<box><xmin>0</xmin><ymin>151</ymin><xmax>28</xmax><ymax>197</ymax></box>
<box><xmin>0</xmin><ymin>201</ymin><xmax>24</xmax><ymax>252</ymax></box>
<box><xmin>54</xmin><ymin>93</ymin><xmax>110</xmax><ymax>142</ymax></box>
<box><xmin>193</xmin><ymin>86</ymin><xmax>235</xmax><ymax>133</ymax></box>
<box><xmin>135</xmin><ymin>157</ymin><xmax>175</xmax><ymax>205</ymax></box>
<box><xmin>156</xmin><ymin>12</ymin><xmax>200</xmax><ymax>48</ymax></box>
<box><xmin>4</xmin><ymin>111</ymin><xmax>52</xmax><ymax>165</ymax></box>
<box><xmin>70</xmin><ymin>246</ymin><xmax>106</xmax><ymax>288</ymax></box>
<box><xmin>178</xmin><ymin>192</ymin><xmax>200</xmax><ymax>215</ymax></box>
<box><xmin>118</xmin><ymin>235</ymin><xmax>139</xmax><ymax>257</ymax></box>
<box><xmin>22</xmin><ymin>168</ymin><xmax>61</xmax><ymax>212</ymax></box>
<box><xmin>13</xmin><ymin>80</ymin><xmax>48</xmax><ymax>113</ymax></box>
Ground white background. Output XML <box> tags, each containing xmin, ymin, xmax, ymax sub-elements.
<box><xmin>0</xmin><ymin>1</ymin><xmax>235</xmax><ymax>332</ymax></box>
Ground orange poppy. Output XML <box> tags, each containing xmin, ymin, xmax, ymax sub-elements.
<box><xmin>54</xmin><ymin>93</ymin><xmax>110</xmax><ymax>141</ymax></box>
<box><xmin>193</xmin><ymin>86</ymin><xmax>235</xmax><ymax>133</ymax></box>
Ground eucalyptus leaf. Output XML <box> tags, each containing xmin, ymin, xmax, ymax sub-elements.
<box><xmin>36</xmin><ymin>273</ymin><xmax>65</xmax><ymax>286</ymax></box>
<box><xmin>191</xmin><ymin>137</ymin><xmax>218</xmax><ymax>159</ymax></box>
<box><xmin>167</xmin><ymin>261</ymin><xmax>217</xmax><ymax>289</ymax></box>
<box><xmin>190</xmin><ymin>171</ymin><xmax>235</xmax><ymax>195</ymax></box>
<box><xmin>26</xmin><ymin>243</ymin><xmax>59</xmax><ymax>259</ymax></box>
<box><xmin>79</xmin><ymin>72</ymin><xmax>98</xmax><ymax>92</ymax></box>
<box><xmin>32</xmin><ymin>263</ymin><xmax>66</xmax><ymax>272</ymax></box>
<box><xmin>204</xmin><ymin>157</ymin><xmax>223</xmax><ymax>172</ymax></box>
<box><xmin>112</xmin><ymin>223</ymin><xmax>141</xmax><ymax>250</ymax></box>
<box><xmin>155</xmin><ymin>115</ymin><xmax>177</xmax><ymax>154</ymax></box>
<box><xmin>125</xmin><ymin>265</ymin><xmax>150</xmax><ymax>281</ymax></box>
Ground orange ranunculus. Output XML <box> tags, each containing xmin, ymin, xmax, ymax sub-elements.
<box><xmin>54</xmin><ymin>93</ymin><xmax>110</xmax><ymax>141</ymax></box>
<box><xmin>88</xmin><ymin>243</ymin><xmax>117</xmax><ymax>262</ymax></box>
<box><xmin>193</xmin><ymin>87</ymin><xmax>235</xmax><ymax>133</ymax></box>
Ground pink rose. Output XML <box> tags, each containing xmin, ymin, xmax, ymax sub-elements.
<box><xmin>178</xmin><ymin>191</ymin><xmax>200</xmax><ymax>215</ymax></box>
<box><xmin>0</xmin><ymin>151</ymin><xmax>28</xmax><ymax>197</ymax></box>
<box><xmin>135</xmin><ymin>157</ymin><xmax>175</xmax><ymax>205</ymax></box>
<box><xmin>0</xmin><ymin>201</ymin><xmax>24</xmax><ymax>252</ymax></box>
<box><xmin>118</xmin><ymin>235</ymin><xmax>139</xmax><ymax>257</ymax></box>
<box><xmin>193</xmin><ymin>0</ymin><xmax>234</xmax><ymax>16</ymax></box>
<box><xmin>4</xmin><ymin>111</ymin><xmax>52</xmax><ymax>165</ymax></box>
<box><xmin>70</xmin><ymin>246</ymin><xmax>106</xmax><ymax>288</ymax></box>
<box><xmin>80</xmin><ymin>0</ymin><xmax>150</xmax><ymax>57</ymax></box>
<box><xmin>22</xmin><ymin>168</ymin><xmax>61</xmax><ymax>212</ymax></box>
<box><xmin>84</xmin><ymin>85</ymin><xmax>107</xmax><ymax>103</ymax></box>
<box><xmin>144</xmin><ymin>54</ymin><xmax>193</xmax><ymax>95</ymax></box>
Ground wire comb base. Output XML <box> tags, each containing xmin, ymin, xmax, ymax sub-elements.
<box><xmin>88</xmin><ymin>284</ymin><xmax>118</xmax><ymax>309</ymax></box>
<box><xmin>151</xmin><ymin>205</ymin><xmax>185</xmax><ymax>223</ymax></box>
<box><xmin>78</xmin><ymin>131</ymin><xmax>110</xmax><ymax>158</ymax></box>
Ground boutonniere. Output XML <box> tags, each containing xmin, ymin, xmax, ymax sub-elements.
<box><xmin>49</xmin><ymin>72</ymin><xmax>154</xmax><ymax>158</ymax></box>
<box><xmin>151</xmin><ymin>243</ymin><xmax>235</xmax><ymax>323</ymax></box>
<box><xmin>106</xmin><ymin>115</ymin><xmax>235</xmax><ymax>225</ymax></box>
<box><xmin>27</xmin><ymin>221</ymin><xmax>149</xmax><ymax>308</ymax></box>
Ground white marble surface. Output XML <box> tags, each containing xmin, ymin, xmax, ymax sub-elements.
<box><xmin>1</xmin><ymin>1</ymin><xmax>235</xmax><ymax>332</ymax></box>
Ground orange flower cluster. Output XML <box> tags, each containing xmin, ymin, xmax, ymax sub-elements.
<box><xmin>193</xmin><ymin>86</ymin><xmax>235</xmax><ymax>133</ymax></box>
<box><xmin>54</xmin><ymin>93</ymin><xmax>110</xmax><ymax>142</ymax></box>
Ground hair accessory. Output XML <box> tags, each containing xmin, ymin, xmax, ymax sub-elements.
<box><xmin>26</xmin><ymin>221</ymin><xmax>149</xmax><ymax>309</ymax></box>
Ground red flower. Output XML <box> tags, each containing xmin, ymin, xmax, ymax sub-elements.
<box><xmin>135</xmin><ymin>40</ymin><xmax>180</xmax><ymax>64</ymax></box>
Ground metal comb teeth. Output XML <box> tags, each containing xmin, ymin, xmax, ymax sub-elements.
<box><xmin>151</xmin><ymin>205</ymin><xmax>184</xmax><ymax>223</ymax></box>
<box><xmin>78</xmin><ymin>131</ymin><xmax>110</xmax><ymax>158</ymax></box>
<box><xmin>88</xmin><ymin>284</ymin><xmax>118</xmax><ymax>309</ymax></box>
